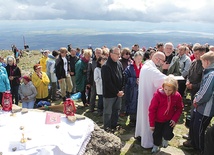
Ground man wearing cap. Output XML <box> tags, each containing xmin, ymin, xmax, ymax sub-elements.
<box><xmin>55</xmin><ymin>47</ymin><xmax>73</xmax><ymax>101</ymax></box>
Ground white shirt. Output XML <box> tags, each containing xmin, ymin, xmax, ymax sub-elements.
<box><xmin>94</xmin><ymin>67</ymin><xmax>102</xmax><ymax>95</ymax></box>
<box><xmin>62</xmin><ymin>57</ymin><xmax>68</xmax><ymax>76</ymax></box>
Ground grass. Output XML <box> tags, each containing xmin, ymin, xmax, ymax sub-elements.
<box><xmin>2</xmin><ymin>50</ymin><xmax>213</xmax><ymax>155</ymax></box>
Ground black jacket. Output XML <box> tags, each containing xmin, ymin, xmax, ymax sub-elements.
<box><xmin>186</xmin><ymin>59</ymin><xmax>203</xmax><ymax>96</ymax></box>
<box><xmin>55</xmin><ymin>55</ymin><xmax>70</xmax><ymax>80</ymax></box>
<box><xmin>87</xmin><ymin>57</ymin><xmax>97</xmax><ymax>85</ymax></box>
<box><xmin>101</xmin><ymin>57</ymin><xmax>124</xmax><ymax>98</ymax></box>
<box><xmin>5</xmin><ymin>65</ymin><xmax>21</xmax><ymax>87</ymax></box>
<box><xmin>69</xmin><ymin>55</ymin><xmax>79</xmax><ymax>76</ymax></box>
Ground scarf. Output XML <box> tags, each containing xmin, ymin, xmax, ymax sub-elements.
<box><xmin>133</xmin><ymin>62</ymin><xmax>142</xmax><ymax>78</ymax></box>
<box><xmin>81</xmin><ymin>57</ymin><xmax>89</xmax><ymax>63</ymax></box>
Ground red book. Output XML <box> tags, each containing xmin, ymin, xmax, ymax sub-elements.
<box><xmin>45</xmin><ymin>112</ymin><xmax>61</xmax><ymax>124</ymax></box>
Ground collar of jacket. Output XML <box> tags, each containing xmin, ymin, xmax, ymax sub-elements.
<box><xmin>204</xmin><ymin>63</ymin><xmax>214</xmax><ymax>74</ymax></box>
<box><xmin>108</xmin><ymin>56</ymin><xmax>118</xmax><ymax>65</ymax></box>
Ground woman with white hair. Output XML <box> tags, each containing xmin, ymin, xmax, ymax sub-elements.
<box><xmin>5</xmin><ymin>56</ymin><xmax>21</xmax><ymax>105</ymax></box>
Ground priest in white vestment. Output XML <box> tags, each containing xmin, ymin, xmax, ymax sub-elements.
<box><xmin>135</xmin><ymin>52</ymin><xmax>166</xmax><ymax>148</ymax></box>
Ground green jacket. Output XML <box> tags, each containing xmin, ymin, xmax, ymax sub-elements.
<box><xmin>160</xmin><ymin>56</ymin><xmax>181</xmax><ymax>76</ymax></box>
<box><xmin>75</xmin><ymin>59</ymin><xmax>88</xmax><ymax>92</ymax></box>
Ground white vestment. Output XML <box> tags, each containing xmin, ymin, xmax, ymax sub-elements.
<box><xmin>135</xmin><ymin>60</ymin><xmax>166</xmax><ymax>148</ymax></box>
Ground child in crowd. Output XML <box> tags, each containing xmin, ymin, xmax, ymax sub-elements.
<box><xmin>190</xmin><ymin>51</ymin><xmax>214</xmax><ymax>154</ymax></box>
<box><xmin>19</xmin><ymin>75</ymin><xmax>37</xmax><ymax>109</ymax></box>
<box><xmin>149</xmin><ymin>75</ymin><xmax>183</xmax><ymax>153</ymax></box>
<box><xmin>94</xmin><ymin>56</ymin><xmax>107</xmax><ymax>116</ymax></box>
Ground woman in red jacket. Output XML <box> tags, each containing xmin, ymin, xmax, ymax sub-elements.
<box><xmin>149</xmin><ymin>75</ymin><xmax>184</xmax><ymax>153</ymax></box>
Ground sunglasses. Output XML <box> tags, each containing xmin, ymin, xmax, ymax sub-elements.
<box><xmin>126</xmin><ymin>53</ymin><xmax>130</xmax><ymax>55</ymax></box>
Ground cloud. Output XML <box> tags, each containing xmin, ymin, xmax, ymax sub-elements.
<box><xmin>0</xmin><ymin>0</ymin><xmax>214</xmax><ymax>22</ymax></box>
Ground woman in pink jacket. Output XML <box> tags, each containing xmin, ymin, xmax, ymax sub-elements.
<box><xmin>149</xmin><ymin>75</ymin><xmax>184</xmax><ymax>153</ymax></box>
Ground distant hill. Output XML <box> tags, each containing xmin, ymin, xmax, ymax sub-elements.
<box><xmin>1</xmin><ymin>32</ymin><xmax>214</xmax><ymax>51</ymax></box>
<box><xmin>0</xmin><ymin>20</ymin><xmax>213</xmax><ymax>50</ymax></box>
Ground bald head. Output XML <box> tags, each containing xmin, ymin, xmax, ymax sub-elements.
<box><xmin>152</xmin><ymin>51</ymin><xmax>165</xmax><ymax>67</ymax></box>
<box><xmin>153</xmin><ymin>51</ymin><xmax>165</xmax><ymax>60</ymax></box>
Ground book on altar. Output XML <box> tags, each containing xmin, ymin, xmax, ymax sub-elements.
<box><xmin>45</xmin><ymin>112</ymin><xmax>61</xmax><ymax>124</ymax></box>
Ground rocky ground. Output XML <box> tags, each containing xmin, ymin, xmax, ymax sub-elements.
<box><xmin>48</xmin><ymin>98</ymin><xmax>203</xmax><ymax>155</ymax></box>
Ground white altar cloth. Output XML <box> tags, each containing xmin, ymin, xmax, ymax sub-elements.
<box><xmin>0</xmin><ymin>110</ymin><xmax>94</xmax><ymax>155</ymax></box>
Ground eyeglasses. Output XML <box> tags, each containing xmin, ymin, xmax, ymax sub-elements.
<box><xmin>158</xmin><ymin>57</ymin><xmax>165</xmax><ymax>62</ymax></box>
<box><xmin>126</xmin><ymin>53</ymin><xmax>130</xmax><ymax>55</ymax></box>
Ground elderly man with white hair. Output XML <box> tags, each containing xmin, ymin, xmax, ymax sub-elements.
<box><xmin>160</xmin><ymin>42</ymin><xmax>181</xmax><ymax>76</ymax></box>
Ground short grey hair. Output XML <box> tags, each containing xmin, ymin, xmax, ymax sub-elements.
<box><xmin>134</xmin><ymin>51</ymin><xmax>144</xmax><ymax>58</ymax></box>
<box><xmin>164</xmin><ymin>42</ymin><xmax>174</xmax><ymax>49</ymax></box>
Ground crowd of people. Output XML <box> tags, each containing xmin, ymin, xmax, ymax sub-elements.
<box><xmin>0</xmin><ymin>42</ymin><xmax>214</xmax><ymax>155</ymax></box>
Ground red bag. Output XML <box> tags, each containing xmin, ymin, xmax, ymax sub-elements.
<box><xmin>63</xmin><ymin>98</ymin><xmax>76</xmax><ymax>116</ymax></box>
<box><xmin>2</xmin><ymin>91</ymin><xmax>12</xmax><ymax>111</ymax></box>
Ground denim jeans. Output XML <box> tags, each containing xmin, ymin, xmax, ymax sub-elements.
<box><xmin>22</xmin><ymin>100</ymin><xmax>35</xmax><ymax>109</ymax></box>
<box><xmin>103</xmin><ymin>97</ymin><xmax>121</xmax><ymax>129</ymax></box>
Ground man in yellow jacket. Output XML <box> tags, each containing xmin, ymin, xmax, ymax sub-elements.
<box><xmin>32</xmin><ymin>64</ymin><xmax>50</xmax><ymax>103</ymax></box>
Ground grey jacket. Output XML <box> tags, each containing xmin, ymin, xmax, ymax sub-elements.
<box><xmin>178</xmin><ymin>54</ymin><xmax>191</xmax><ymax>78</ymax></box>
<box><xmin>19</xmin><ymin>81</ymin><xmax>37</xmax><ymax>102</ymax></box>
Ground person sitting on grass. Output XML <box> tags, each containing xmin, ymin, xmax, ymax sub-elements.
<box><xmin>19</xmin><ymin>75</ymin><xmax>37</xmax><ymax>109</ymax></box>
<box><xmin>149</xmin><ymin>75</ymin><xmax>184</xmax><ymax>153</ymax></box>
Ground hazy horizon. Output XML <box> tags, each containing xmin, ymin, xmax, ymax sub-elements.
<box><xmin>0</xmin><ymin>20</ymin><xmax>214</xmax><ymax>50</ymax></box>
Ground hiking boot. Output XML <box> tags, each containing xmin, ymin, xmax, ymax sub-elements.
<box><xmin>183</xmin><ymin>140</ymin><xmax>193</xmax><ymax>147</ymax></box>
<box><xmin>162</xmin><ymin>139</ymin><xmax>168</xmax><ymax>148</ymax></box>
<box><xmin>151</xmin><ymin>145</ymin><xmax>160</xmax><ymax>153</ymax></box>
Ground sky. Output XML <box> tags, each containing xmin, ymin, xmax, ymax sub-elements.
<box><xmin>0</xmin><ymin>0</ymin><xmax>214</xmax><ymax>23</ymax></box>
